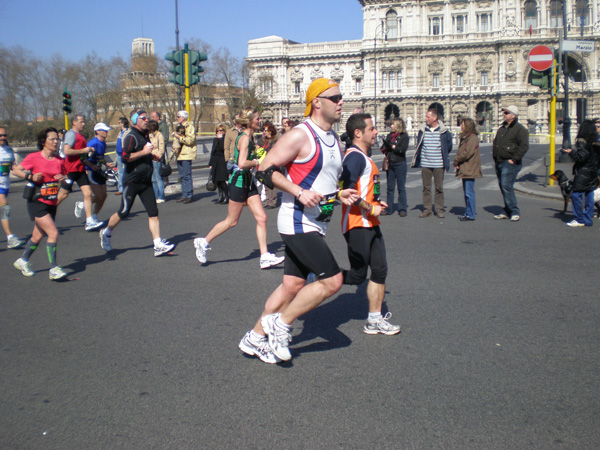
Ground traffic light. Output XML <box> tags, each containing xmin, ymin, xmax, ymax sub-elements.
<box><xmin>62</xmin><ymin>89</ymin><xmax>73</xmax><ymax>113</ymax></box>
<box><xmin>187</xmin><ymin>50</ymin><xmax>207</xmax><ymax>86</ymax></box>
<box><xmin>531</xmin><ymin>69</ymin><xmax>549</xmax><ymax>90</ymax></box>
<box><xmin>165</xmin><ymin>50</ymin><xmax>185</xmax><ymax>86</ymax></box>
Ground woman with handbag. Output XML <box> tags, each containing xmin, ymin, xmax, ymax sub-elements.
<box><xmin>193</xmin><ymin>108</ymin><xmax>284</xmax><ymax>269</ymax></box>
<box><xmin>209</xmin><ymin>125</ymin><xmax>229</xmax><ymax>204</ymax></box>
<box><xmin>380</xmin><ymin>118</ymin><xmax>409</xmax><ymax>216</ymax></box>
<box><xmin>11</xmin><ymin>127</ymin><xmax>68</xmax><ymax>280</ymax></box>
<box><xmin>148</xmin><ymin>120</ymin><xmax>166</xmax><ymax>203</ymax></box>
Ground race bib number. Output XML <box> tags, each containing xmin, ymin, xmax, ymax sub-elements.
<box><xmin>373</xmin><ymin>174</ymin><xmax>381</xmax><ymax>202</ymax></box>
<box><xmin>40</xmin><ymin>181</ymin><xmax>59</xmax><ymax>201</ymax></box>
<box><xmin>315</xmin><ymin>192</ymin><xmax>337</xmax><ymax>222</ymax></box>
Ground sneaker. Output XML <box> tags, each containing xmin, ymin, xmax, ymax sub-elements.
<box><xmin>239</xmin><ymin>331</ymin><xmax>281</xmax><ymax>364</ymax></box>
<box><xmin>74</xmin><ymin>201</ymin><xmax>84</xmax><ymax>219</ymax></box>
<box><xmin>7</xmin><ymin>236</ymin><xmax>25</xmax><ymax>249</ymax></box>
<box><xmin>193</xmin><ymin>237</ymin><xmax>211</xmax><ymax>264</ymax></box>
<box><xmin>363</xmin><ymin>312</ymin><xmax>401</xmax><ymax>336</ymax></box>
<box><xmin>261</xmin><ymin>313</ymin><xmax>292</xmax><ymax>361</ymax></box>
<box><xmin>566</xmin><ymin>219</ymin><xmax>585</xmax><ymax>227</ymax></box>
<box><xmin>154</xmin><ymin>239</ymin><xmax>175</xmax><ymax>256</ymax></box>
<box><xmin>494</xmin><ymin>213</ymin><xmax>509</xmax><ymax>220</ymax></box>
<box><xmin>85</xmin><ymin>218</ymin><xmax>104</xmax><ymax>231</ymax></box>
<box><xmin>13</xmin><ymin>258</ymin><xmax>34</xmax><ymax>277</ymax></box>
<box><xmin>156</xmin><ymin>199</ymin><xmax>165</xmax><ymax>204</ymax></box>
<box><xmin>99</xmin><ymin>228</ymin><xmax>112</xmax><ymax>251</ymax></box>
<box><xmin>260</xmin><ymin>252</ymin><xmax>285</xmax><ymax>269</ymax></box>
<box><xmin>49</xmin><ymin>266</ymin><xmax>67</xmax><ymax>281</ymax></box>
<box><xmin>510</xmin><ymin>215</ymin><xmax>521</xmax><ymax>222</ymax></box>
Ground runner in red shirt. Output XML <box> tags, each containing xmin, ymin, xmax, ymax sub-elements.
<box><xmin>12</xmin><ymin>127</ymin><xmax>69</xmax><ymax>281</ymax></box>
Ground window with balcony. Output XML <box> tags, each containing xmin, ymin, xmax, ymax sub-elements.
<box><xmin>477</xmin><ymin>13</ymin><xmax>492</xmax><ymax>32</ymax></box>
<box><xmin>549</xmin><ymin>1</ymin><xmax>563</xmax><ymax>27</ymax></box>
<box><xmin>524</xmin><ymin>0</ymin><xmax>538</xmax><ymax>28</ymax></box>
<box><xmin>481</xmin><ymin>71</ymin><xmax>488</xmax><ymax>86</ymax></box>
<box><xmin>429</xmin><ymin>17</ymin><xmax>443</xmax><ymax>35</ymax></box>
<box><xmin>456</xmin><ymin>73</ymin><xmax>464</xmax><ymax>87</ymax></box>
<box><xmin>386</xmin><ymin>10</ymin><xmax>398</xmax><ymax>38</ymax></box>
<box><xmin>453</xmin><ymin>15</ymin><xmax>467</xmax><ymax>33</ymax></box>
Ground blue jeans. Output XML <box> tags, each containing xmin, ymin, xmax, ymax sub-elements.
<box><xmin>462</xmin><ymin>178</ymin><xmax>476</xmax><ymax>219</ymax></box>
<box><xmin>571</xmin><ymin>190</ymin><xmax>594</xmax><ymax>226</ymax></box>
<box><xmin>495</xmin><ymin>160</ymin><xmax>522</xmax><ymax>216</ymax></box>
<box><xmin>177</xmin><ymin>160</ymin><xmax>193</xmax><ymax>199</ymax></box>
<box><xmin>152</xmin><ymin>160</ymin><xmax>165</xmax><ymax>200</ymax></box>
<box><xmin>386</xmin><ymin>160</ymin><xmax>407</xmax><ymax>213</ymax></box>
<box><xmin>116</xmin><ymin>155</ymin><xmax>125</xmax><ymax>193</ymax></box>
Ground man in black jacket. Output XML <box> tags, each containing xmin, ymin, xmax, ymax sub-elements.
<box><xmin>99</xmin><ymin>110</ymin><xmax>175</xmax><ymax>256</ymax></box>
<box><xmin>492</xmin><ymin>105</ymin><xmax>529</xmax><ymax>222</ymax></box>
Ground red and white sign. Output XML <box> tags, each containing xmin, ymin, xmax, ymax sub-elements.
<box><xmin>528</xmin><ymin>45</ymin><xmax>554</xmax><ymax>71</ymax></box>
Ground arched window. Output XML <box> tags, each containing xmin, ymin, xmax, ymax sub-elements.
<box><xmin>525</xmin><ymin>0</ymin><xmax>538</xmax><ymax>28</ymax></box>
<box><xmin>549</xmin><ymin>0</ymin><xmax>563</xmax><ymax>28</ymax></box>
<box><xmin>576</xmin><ymin>0</ymin><xmax>589</xmax><ymax>26</ymax></box>
<box><xmin>386</xmin><ymin>10</ymin><xmax>398</xmax><ymax>38</ymax></box>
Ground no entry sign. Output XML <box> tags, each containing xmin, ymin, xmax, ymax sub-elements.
<box><xmin>528</xmin><ymin>45</ymin><xmax>554</xmax><ymax>71</ymax></box>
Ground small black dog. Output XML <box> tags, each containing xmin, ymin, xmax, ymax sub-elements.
<box><xmin>549</xmin><ymin>170</ymin><xmax>573</xmax><ymax>213</ymax></box>
<box><xmin>550</xmin><ymin>170</ymin><xmax>600</xmax><ymax>215</ymax></box>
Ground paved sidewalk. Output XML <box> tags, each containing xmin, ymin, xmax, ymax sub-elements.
<box><xmin>514</xmin><ymin>154</ymin><xmax>573</xmax><ymax>200</ymax></box>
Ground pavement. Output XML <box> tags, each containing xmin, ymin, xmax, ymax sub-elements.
<box><xmin>514</xmin><ymin>152</ymin><xmax>573</xmax><ymax>201</ymax></box>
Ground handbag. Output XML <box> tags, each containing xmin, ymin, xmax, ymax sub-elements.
<box><xmin>381</xmin><ymin>156</ymin><xmax>389</xmax><ymax>172</ymax></box>
<box><xmin>206</xmin><ymin>167</ymin><xmax>216</xmax><ymax>191</ymax></box>
<box><xmin>159</xmin><ymin>156</ymin><xmax>172</xmax><ymax>177</ymax></box>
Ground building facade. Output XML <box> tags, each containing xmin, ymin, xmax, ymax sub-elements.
<box><xmin>247</xmin><ymin>0</ymin><xmax>600</xmax><ymax>135</ymax></box>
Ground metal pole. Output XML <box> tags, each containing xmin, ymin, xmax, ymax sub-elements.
<box><xmin>175</xmin><ymin>0</ymin><xmax>182</xmax><ymax>110</ymax></box>
<box><xmin>562</xmin><ymin>3</ymin><xmax>571</xmax><ymax>149</ymax></box>
<box><xmin>374</xmin><ymin>25</ymin><xmax>377</xmax><ymax>127</ymax></box>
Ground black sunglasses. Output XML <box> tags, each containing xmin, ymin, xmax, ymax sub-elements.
<box><xmin>0</xmin><ymin>134</ymin><xmax>7</xmax><ymax>137</ymax></box>
<box><xmin>318</xmin><ymin>94</ymin><xmax>343</xmax><ymax>104</ymax></box>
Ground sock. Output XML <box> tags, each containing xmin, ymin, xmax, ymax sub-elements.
<box><xmin>368</xmin><ymin>312</ymin><xmax>382</xmax><ymax>322</ymax></box>
<box><xmin>21</xmin><ymin>239</ymin><xmax>38</xmax><ymax>261</ymax></box>
<box><xmin>250</xmin><ymin>330</ymin><xmax>265</xmax><ymax>342</ymax></box>
<box><xmin>153</xmin><ymin>238</ymin><xmax>162</xmax><ymax>246</ymax></box>
<box><xmin>46</xmin><ymin>243</ymin><xmax>57</xmax><ymax>268</ymax></box>
<box><xmin>7</xmin><ymin>234</ymin><xmax>14</xmax><ymax>239</ymax></box>
<box><xmin>104</xmin><ymin>228</ymin><xmax>111</xmax><ymax>237</ymax></box>
<box><xmin>275</xmin><ymin>315</ymin><xmax>291</xmax><ymax>329</ymax></box>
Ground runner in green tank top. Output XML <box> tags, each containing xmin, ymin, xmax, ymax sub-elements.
<box><xmin>193</xmin><ymin>107</ymin><xmax>285</xmax><ymax>269</ymax></box>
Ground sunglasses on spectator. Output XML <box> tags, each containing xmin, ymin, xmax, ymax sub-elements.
<box><xmin>138</xmin><ymin>116</ymin><xmax>148</xmax><ymax>121</ymax></box>
<box><xmin>0</xmin><ymin>134</ymin><xmax>7</xmax><ymax>137</ymax></box>
<box><xmin>318</xmin><ymin>94</ymin><xmax>343</xmax><ymax>104</ymax></box>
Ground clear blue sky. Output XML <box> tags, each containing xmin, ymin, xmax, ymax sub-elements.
<box><xmin>1</xmin><ymin>0</ymin><xmax>364</xmax><ymax>62</ymax></box>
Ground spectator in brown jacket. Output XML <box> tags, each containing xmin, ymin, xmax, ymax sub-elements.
<box><xmin>453</xmin><ymin>117</ymin><xmax>482</xmax><ymax>221</ymax></box>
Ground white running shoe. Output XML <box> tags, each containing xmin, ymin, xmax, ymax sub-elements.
<box><xmin>494</xmin><ymin>213</ymin><xmax>509</xmax><ymax>220</ymax></box>
<box><xmin>260</xmin><ymin>252</ymin><xmax>285</xmax><ymax>269</ymax></box>
<box><xmin>99</xmin><ymin>228</ymin><xmax>112</xmax><ymax>251</ymax></box>
<box><xmin>193</xmin><ymin>237</ymin><xmax>210</xmax><ymax>264</ymax></box>
<box><xmin>49</xmin><ymin>266</ymin><xmax>67</xmax><ymax>281</ymax></box>
<box><xmin>510</xmin><ymin>215</ymin><xmax>521</xmax><ymax>222</ymax></box>
<box><xmin>566</xmin><ymin>219</ymin><xmax>585</xmax><ymax>227</ymax></box>
<box><xmin>7</xmin><ymin>236</ymin><xmax>25</xmax><ymax>249</ymax></box>
<box><xmin>239</xmin><ymin>331</ymin><xmax>281</xmax><ymax>364</ymax></box>
<box><xmin>85</xmin><ymin>218</ymin><xmax>104</xmax><ymax>231</ymax></box>
<box><xmin>261</xmin><ymin>313</ymin><xmax>292</xmax><ymax>361</ymax></box>
<box><xmin>74</xmin><ymin>201</ymin><xmax>84</xmax><ymax>218</ymax></box>
<box><xmin>363</xmin><ymin>312</ymin><xmax>401</xmax><ymax>336</ymax></box>
<box><xmin>13</xmin><ymin>258</ymin><xmax>34</xmax><ymax>277</ymax></box>
<box><xmin>154</xmin><ymin>239</ymin><xmax>175</xmax><ymax>257</ymax></box>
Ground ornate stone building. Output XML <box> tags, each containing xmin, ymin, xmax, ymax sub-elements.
<box><xmin>247</xmin><ymin>0</ymin><xmax>600</xmax><ymax>135</ymax></box>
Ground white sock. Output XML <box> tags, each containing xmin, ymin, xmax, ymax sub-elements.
<box><xmin>153</xmin><ymin>238</ymin><xmax>162</xmax><ymax>246</ymax></box>
<box><xmin>368</xmin><ymin>312</ymin><xmax>382</xmax><ymax>322</ymax></box>
<box><xmin>7</xmin><ymin>234</ymin><xmax>14</xmax><ymax>239</ymax></box>
<box><xmin>250</xmin><ymin>330</ymin><xmax>264</xmax><ymax>342</ymax></box>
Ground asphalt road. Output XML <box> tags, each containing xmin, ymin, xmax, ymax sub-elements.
<box><xmin>1</xmin><ymin>146</ymin><xmax>599</xmax><ymax>449</ymax></box>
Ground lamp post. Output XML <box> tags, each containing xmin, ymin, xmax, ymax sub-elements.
<box><xmin>373</xmin><ymin>20</ymin><xmax>387</xmax><ymax>126</ymax></box>
<box><xmin>561</xmin><ymin>3</ymin><xmax>572</xmax><ymax>149</ymax></box>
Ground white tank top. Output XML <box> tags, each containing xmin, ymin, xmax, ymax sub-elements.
<box><xmin>277</xmin><ymin>119</ymin><xmax>342</xmax><ymax>236</ymax></box>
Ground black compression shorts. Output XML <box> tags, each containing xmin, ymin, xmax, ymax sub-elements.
<box><xmin>281</xmin><ymin>231</ymin><xmax>340</xmax><ymax>280</ymax></box>
<box><xmin>118</xmin><ymin>182</ymin><xmax>158</xmax><ymax>219</ymax></box>
<box><xmin>343</xmin><ymin>226</ymin><xmax>387</xmax><ymax>285</ymax></box>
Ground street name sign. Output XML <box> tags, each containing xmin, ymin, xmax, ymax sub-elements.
<box><xmin>561</xmin><ymin>40</ymin><xmax>595</xmax><ymax>52</ymax></box>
